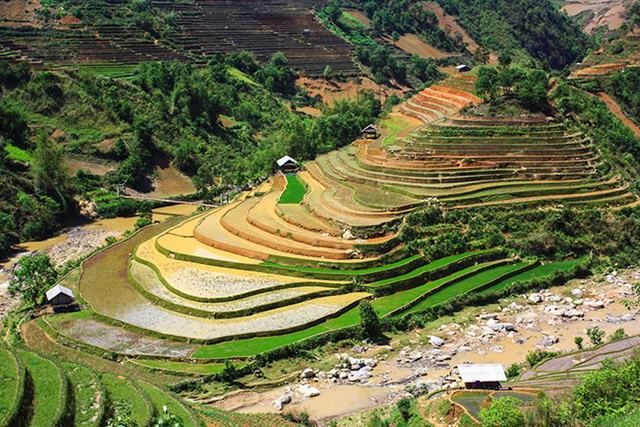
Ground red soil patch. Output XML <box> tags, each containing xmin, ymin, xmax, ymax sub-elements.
<box><xmin>385</xmin><ymin>34</ymin><xmax>453</xmax><ymax>59</ymax></box>
<box><xmin>297</xmin><ymin>76</ymin><xmax>409</xmax><ymax>106</ymax></box>
<box><xmin>61</xmin><ymin>15</ymin><xmax>82</xmax><ymax>25</ymax></box>
<box><xmin>96</xmin><ymin>137</ymin><xmax>117</xmax><ymax>152</ymax></box>
<box><xmin>344</xmin><ymin>9</ymin><xmax>371</xmax><ymax>28</ymax></box>
<box><xmin>50</xmin><ymin>128</ymin><xmax>69</xmax><ymax>143</ymax></box>
<box><xmin>595</xmin><ymin>91</ymin><xmax>640</xmax><ymax>136</ymax></box>
<box><xmin>219</xmin><ymin>115</ymin><xmax>239</xmax><ymax>127</ymax></box>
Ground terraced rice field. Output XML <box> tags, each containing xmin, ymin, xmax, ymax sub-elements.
<box><xmin>54</xmin><ymin>73</ymin><xmax>634</xmax><ymax>366</ymax></box>
<box><xmin>0</xmin><ymin>347</ymin><xmax>23</xmax><ymax>426</ymax></box>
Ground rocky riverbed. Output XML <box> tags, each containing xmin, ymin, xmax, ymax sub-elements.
<box><xmin>216</xmin><ymin>268</ymin><xmax>640</xmax><ymax>425</ymax></box>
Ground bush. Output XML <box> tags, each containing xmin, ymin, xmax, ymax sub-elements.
<box><xmin>587</xmin><ymin>326</ymin><xmax>605</xmax><ymax>346</ymax></box>
<box><xmin>479</xmin><ymin>396</ymin><xmax>525</xmax><ymax>427</ymax></box>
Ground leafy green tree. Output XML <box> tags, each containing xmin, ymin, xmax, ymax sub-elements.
<box><xmin>30</xmin><ymin>135</ymin><xmax>69</xmax><ymax>200</ymax></box>
<box><xmin>9</xmin><ymin>253</ymin><xmax>58</xmax><ymax>306</ymax></box>
<box><xmin>574</xmin><ymin>336</ymin><xmax>584</xmax><ymax>350</ymax></box>
<box><xmin>608</xmin><ymin>328</ymin><xmax>626</xmax><ymax>342</ymax></box>
<box><xmin>396</xmin><ymin>397</ymin><xmax>412</xmax><ymax>421</ymax></box>
<box><xmin>587</xmin><ymin>326</ymin><xmax>605</xmax><ymax>346</ymax></box>
<box><xmin>572</xmin><ymin>357</ymin><xmax>640</xmax><ymax>422</ymax></box>
<box><xmin>479</xmin><ymin>396</ymin><xmax>525</xmax><ymax>427</ymax></box>
<box><xmin>505</xmin><ymin>363</ymin><xmax>521</xmax><ymax>380</ymax></box>
<box><xmin>359</xmin><ymin>300</ymin><xmax>382</xmax><ymax>341</ymax></box>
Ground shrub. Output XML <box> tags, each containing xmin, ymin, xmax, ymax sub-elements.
<box><xmin>587</xmin><ymin>326</ymin><xmax>605</xmax><ymax>346</ymax></box>
<box><xmin>608</xmin><ymin>328</ymin><xmax>626</xmax><ymax>342</ymax></box>
<box><xmin>574</xmin><ymin>336</ymin><xmax>584</xmax><ymax>350</ymax></box>
<box><xmin>359</xmin><ymin>300</ymin><xmax>382</xmax><ymax>341</ymax></box>
<box><xmin>479</xmin><ymin>396</ymin><xmax>524</xmax><ymax>427</ymax></box>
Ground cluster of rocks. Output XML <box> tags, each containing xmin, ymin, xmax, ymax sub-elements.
<box><xmin>48</xmin><ymin>228</ymin><xmax>121</xmax><ymax>267</ymax></box>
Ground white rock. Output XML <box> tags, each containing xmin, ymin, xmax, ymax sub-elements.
<box><xmin>429</xmin><ymin>336</ymin><xmax>445</xmax><ymax>346</ymax></box>
<box><xmin>585</xmin><ymin>300</ymin><xmax>605</xmax><ymax>309</ymax></box>
<box><xmin>297</xmin><ymin>384</ymin><xmax>320</xmax><ymax>398</ymax></box>
<box><xmin>571</xmin><ymin>289</ymin><xmax>584</xmax><ymax>297</ymax></box>
<box><xmin>528</xmin><ymin>293</ymin><xmax>544</xmax><ymax>304</ymax></box>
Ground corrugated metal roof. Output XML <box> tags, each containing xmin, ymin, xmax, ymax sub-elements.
<box><xmin>46</xmin><ymin>284</ymin><xmax>74</xmax><ymax>301</ymax></box>
<box><xmin>276</xmin><ymin>156</ymin><xmax>298</xmax><ymax>167</ymax></box>
<box><xmin>458</xmin><ymin>364</ymin><xmax>506</xmax><ymax>383</ymax></box>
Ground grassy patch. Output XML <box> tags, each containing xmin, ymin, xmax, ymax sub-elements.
<box><xmin>399</xmin><ymin>261</ymin><xmax>528</xmax><ymax>315</ymax></box>
<box><xmin>4</xmin><ymin>143</ymin><xmax>32</xmax><ymax>162</ymax></box>
<box><xmin>0</xmin><ymin>347</ymin><xmax>23</xmax><ymax>426</ymax></box>
<box><xmin>192</xmin><ymin>260</ymin><xmax>505</xmax><ymax>358</ymax></box>
<box><xmin>477</xmin><ymin>258</ymin><xmax>580</xmax><ymax>296</ymax></box>
<box><xmin>228</xmin><ymin>68</ymin><xmax>259</xmax><ymax>86</ymax></box>
<box><xmin>132</xmin><ymin>360</ymin><xmax>229</xmax><ymax>375</ymax></box>
<box><xmin>101</xmin><ymin>374</ymin><xmax>153</xmax><ymax>427</ymax></box>
<box><xmin>136</xmin><ymin>381</ymin><xmax>199</xmax><ymax>427</ymax></box>
<box><xmin>279</xmin><ymin>174</ymin><xmax>307</xmax><ymax>204</ymax></box>
<box><xmin>18</xmin><ymin>351</ymin><xmax>66</xmax><ymax>427</ymax></box>
<box><xmin>61</xmin><ymin>363</ymin><xmax>104</xmax><ymax>427</ymax></box>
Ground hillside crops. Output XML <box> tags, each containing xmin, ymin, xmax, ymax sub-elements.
<box><xmin>39</xmin><ymin>73</ymin><xmax>633</xmax><ymax>376</ymax></box>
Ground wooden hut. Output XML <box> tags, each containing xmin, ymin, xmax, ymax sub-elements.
<box><xmin>458</xmin><ymin>364</ymin><xmax>506</xmax><ymax>390</ymax></box>
<box><xmin>276</xmin><ymin>156</ymin><xmax>299</xmax><ymax>173</ymax></box>
<box><xmin>46</xmin><ymin>284</ymin><xmax>75</xmax><ymax>307</ymax></box>
<box><xmin>361</xmin><ymin>123</ymin><xmax>379</xmax><ymax>139</ymax></box>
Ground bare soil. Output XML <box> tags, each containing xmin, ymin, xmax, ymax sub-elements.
<box><xmin>296</xmin><ymin>76</ymin><xmax>409</xmax><ymax>106</ymax></box>
<box><xmin>595</xmin><ymin>91</ymin><xmax>640</xmax><ymax>136</ymax></box>
<box><xmin>562</xmin><ymin>0</ymin><xmax>632</xmax><ymax>33</ymax></box>
<box><xmin>386</xmin><ymin>34</ymin><xmax>453</xmax><ymax>59</ymax></box>
<box><xmin>423</xmin><ymin>2</ymin><xmax>480</xmax><ymax>53</ymax></box>
<box><xmin>0</xmin><ymin>0</ymin><xmax>42</xmax><ymax>27</ymax></box>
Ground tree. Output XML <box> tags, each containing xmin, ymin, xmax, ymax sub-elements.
<box><xmin>499</xmin><ymin>52</ymin><xmax>513</xmax><ymax>67</ymax></box>
<box><xmin>574</xmin><ymin>336</ymin><xmax>584</xmax><ymax>350</ymax></box>
<box><xmin>587</xmin><ymin>326</ymin><xmax>605</xmax><ymax>346</ymax></box>
<box><xmin>322</xmin><ymin>65</ymin><xmax>333</xmax><ymax>79</ymax></box>
<box><xmin>30</xmin><ymin>135</ymin><xmax>69</xmax><ymax>200</ymax></box>
<box><xmin>479</xmin><ymin>396</ymin><xmax>525</xmax><ymax>427</ymax></box>
<box><xmin>9</xmin><ymin>253</ymin><xmax>58</xmax><ymax>306</ymax></box>
<box><xmin>359</xmin><ymin>300</ymin><xmax>382</xmax><ymax>341</ymax></box>
<box><xmin>396</xmin><ymin>398</ymin><xmax>412</xmax><ymax>421</ymax></box>
<box><xmin>608</xmin><ymin>328</ymin><xmax>626</xmax><ymax>342</ymax></box>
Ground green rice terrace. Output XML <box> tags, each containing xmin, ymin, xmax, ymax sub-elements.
<box><xmin>4</xmin><ymin>73</ymin><xmax>639</xmax><ymax>426</ymax></box>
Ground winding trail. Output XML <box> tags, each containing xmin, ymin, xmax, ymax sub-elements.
<box><xmin>594</xmin><ymin>91</ymin><xmax>640</xmax><ymax>137</ymax></box>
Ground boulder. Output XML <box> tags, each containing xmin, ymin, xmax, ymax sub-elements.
<box><xmin>297</xmin><ymin>384</ymin><xmax>320</xmax><ymax>398</ymax></box>
<box><xmin>429</xmin><ymin>336</ymin><xmax>444</xmax><ymax>346</ymax></box>
<box><xmin>300</xmin><ymin>368</ymin><xmax>315</xmax><ymax>379</ymax></box>
<box><xmin>585</xmin><ymin>300</ymin><xmax>605</xmax><ymax>309</ymax></box>
<box><xmin>528</xmin><ymin>293</ymin><xmax>544</xmax><ymax>304</ymax></box>
<box><xmin>351</xmin><ymin>344</ymin><xmax>365</xmax><ymax>354</ymax></box>
<box><xmin>538</xmin><ymin>335</ymin><xmax>559</xmax><ymax>347</ymax></box>
<box><xmin>571</xmin><ymin>289</ymin><xmax>584</xmax><ymax>298</ymax></box>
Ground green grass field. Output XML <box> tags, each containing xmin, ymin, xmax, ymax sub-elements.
<box><xmin>18</xmin><ymin>351</ymin><xmax>67</xmax><ymax>427</ymax></box>
<box><xmin>192</xmin><ymin>259</ymin><xmax>505</xmax><ymax>358</ymax></box>
<box><xmin>62</xmin><ymin>363</ymin><xmax>104</xmax><ymax>427</ymax></box>
<box><xmin>0</xmin><ymin>347</ymin><xmax>22</xmax><ymax>426</ymax></box>
<box><xmin>136</xmin><ymin>381</ymin><xmax>198</xmax><ymax>427</ymax></box>
<box><xmin>132</xmin><ymin>359</ymin><xmax>230</xmax><ymax>375</ymax></box>
<box><xmin>477</xmin><ymin>258</ymin><xmax>581</xmax><ymax>295</ymax></box>
<box><xmin>4</xmin><ymin>144</ymin><xmax>32</xmax><ymax>163</ymax></box>
<box><xmin>279</xmin><ymin>174</ymin><xmax>307</xmax><ymax>204</ymax></box>
<box><xmin>101</xmin><ymin>374</ymin><xmax>153</xmax><ymax>427</ymax></box>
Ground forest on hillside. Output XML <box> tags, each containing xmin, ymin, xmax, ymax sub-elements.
<box><xmin>0</xmin><ymin>55</ymin><xmax>385</xmax><ymax>254</ymax></box>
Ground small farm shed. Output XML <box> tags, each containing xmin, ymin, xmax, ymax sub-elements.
<box><xmin>46</xmin><ymin>284</ymin><xmax>75</xmax><ymax>307</ymax></box>
<box><xmin>455</xmin><ymin>64</ymin><xmax>471</xmax><ymax>73</ymax></box>
<box><xmin>458</xmin><ymin>364</ymin><xmax>506</xmax><ymax>390</ymax></box>
<box><xmin>361</xmin><ymin>123</ymin><xmax>379</xmax><ymax>139</ymax></box>
<box><xmin>276</xmin><ymin>156</ymin><xmax>299</xmax><ymax>173</ymax></box>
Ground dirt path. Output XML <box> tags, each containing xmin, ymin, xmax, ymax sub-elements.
<box><xmin>595</xmin><ymin>91</ymin><xmax>640</xmax><ymax>136</ymax></box>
